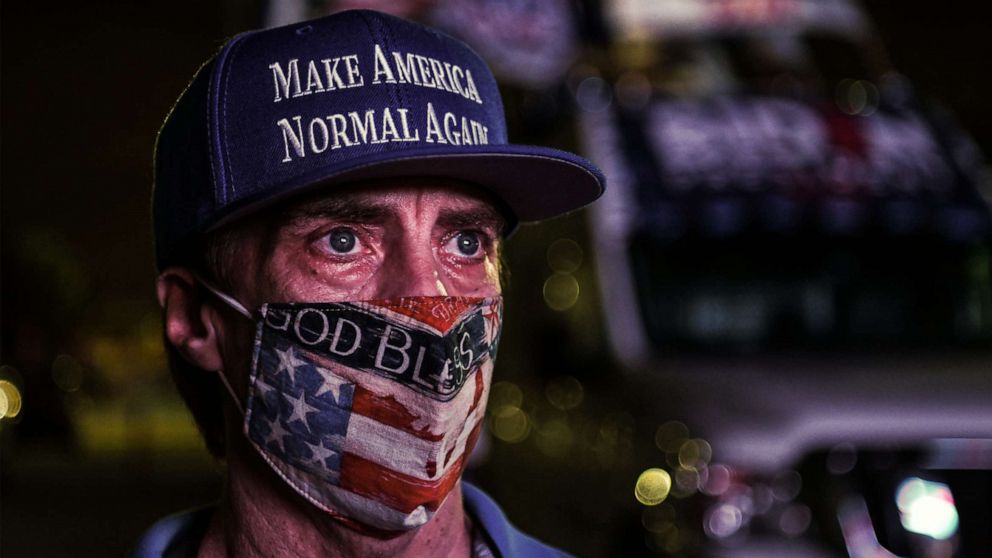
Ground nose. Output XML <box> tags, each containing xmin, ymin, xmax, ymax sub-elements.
<box><xmin>377</xmin><ymin>235</ymin><xmax>447</xmax><ymax>299</ymax></box>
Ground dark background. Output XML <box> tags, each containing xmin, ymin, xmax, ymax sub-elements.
<box><xmin>2</xmin><ymin>1</ymin><xmax>990</xmax><ymax>557</ymax></box>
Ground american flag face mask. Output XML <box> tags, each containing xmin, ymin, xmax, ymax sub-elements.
<box><xmin>209</xmin><ymin>287</ymin><xmax>503</xmax><ymax>532</ymax></box>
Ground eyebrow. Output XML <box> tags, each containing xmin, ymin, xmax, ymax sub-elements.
<box><xmin>436</xmin><ymin>207</ymin><xmax>505</xmax><ymax>233</ymax></box>
<box><xmin>283</xmin><ymin>196</ymin><xmax>392</xmax><ymax>227</ymax></box>
<box><xmin>278</xmin><ymin>191</ymin><xmax>507</xmax><ymax>236</ymax></box>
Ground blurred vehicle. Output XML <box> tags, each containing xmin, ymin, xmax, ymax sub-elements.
<box><xmin>579</xmin><ymin>0</ymin><xmax>992</xmax><ymax>556</ymax></box>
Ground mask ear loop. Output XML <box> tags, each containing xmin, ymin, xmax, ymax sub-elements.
<box><xmin>192</xmin><ymin>272</ymin><xmax>253</xmax><ymax>320</ymax></box>
<box><xmin>191</xmin><ymin>272</ymin><xmax>252</xmax><ymax>415</ymax></box>
<box><xmin>216</xmin><ymin>365</ymin><xmax>246</xmax><ymax>415</ymax></box>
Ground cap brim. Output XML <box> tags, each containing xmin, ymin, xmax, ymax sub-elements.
<box><xmin>210</xmin><ymin>144</ymin><xmax>605</xmax><ymax>233</ymax></box>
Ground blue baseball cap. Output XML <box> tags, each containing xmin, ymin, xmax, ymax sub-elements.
<box><xmin>153</xmin><ymin>9</ymin><xmax>605</xmax><ymax>270</ymax></box>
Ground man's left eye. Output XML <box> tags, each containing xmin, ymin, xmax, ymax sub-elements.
<box><xmin>325</xmin><ymin>227</ymin><xmax>360</xmax><ymax>255</ymax></box>
<box><xmin>446</xmin><ymin>231</ymin><xmax>482</xmax><ymax>257</ymax></box>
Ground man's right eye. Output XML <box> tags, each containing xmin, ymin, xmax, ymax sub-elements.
<box><xmin>326</xmin><ymin>227</ymin><xmax>359</xmax><ymax>255</ymax></box>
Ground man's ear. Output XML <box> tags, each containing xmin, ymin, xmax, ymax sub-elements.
<box><xmin>157</xmin><ymin>268</ymin><xmax>224</xmax><ymax>371</ymax></box>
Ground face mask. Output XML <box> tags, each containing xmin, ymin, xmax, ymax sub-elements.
<box><xmin>202</xmin><ymin>282</ymin><xmax>502</xmax><ymax>532</ymax></box>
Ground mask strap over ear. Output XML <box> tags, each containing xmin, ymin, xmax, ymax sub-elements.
<box><xmin>192</xmin><ymin>272</ymin><xmax>254</xmax><ymax>320</ymax></box>
<box><xmin>190</xmin><ymin>272</ymin><xmax>251</xmax><ymax>415</ymax></box>
<box><xmin>216</xmin><ymin>368</ymin><xmax>245</xmax><ymax>415</ymax></box>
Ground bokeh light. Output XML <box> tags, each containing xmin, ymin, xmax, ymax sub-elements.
<box><xmin>635</xmin><ymin>468</ymin><xmax>672</xmax><ymax>506</ymax></box>
<box><xmin>772</xmin><ymin>470</ymin><xmax>803</xmax><ymax>502</ymax></box>
<box><xmin>677</xmin><ymin>438</ymin><xmax>712</xmax><ymax>471</ymax></box>
<box><xmin>671</xmin><ymin>467</ymin><xmax>700</xmax><ymax>498</ymax></box>
<box><xmin>896</xmin><ymin>477</ymin><xmax>959</xmax><ymax>540</ymax></box>
<box><xmin>0</xmin><ymin>380</ymin><xmax>23</xmax><ymax>419</ymax></box>
<box><xmin>654</xmin><ymin>420</ymin><xmax>689</xmax><ymax>452</ymax></box>
<box><xmin>827</xmin><ymin>442</ymin><xmax>858</xmax><ymax>475</ymax></box>
<box><xmin>729</xmin><ymin>487</ymin><xmax>756</xmax><ymax>517</ymax></box>
<box><xmin>490</xmin><ymin>405</ymin><xmax>530</xmax><ymax>443</ymax></box>
<box><xmin>835</xmin><ymin>79</ymin><xmax>879</xmax><ymax>116</ymax></box>
<box><xmin>779</xmin><ymin>503</ymin><xmax>812</xmax><ymax>537</ymax></box>
<box><xmin>51</xmin><ymin>354</ymin><xmax>84</xmax><ymax>393</ymax></box>
<box><xmin>591</xmin><ymin>411</ymin><xmax>635</xmax><ymax>467</ymax></box>
<box><xmin>705</xmin><ymin>503</ymin><xmax>744</xmax><ymax>539</ymax></box>
<box><xmin>544</xmin><ymin>375</ymin><xmax>584</xmax><ymax>410</ymax></box>
<box><xmin>701</xmin><ymin>464</ymin><xmax>732</xmax><ymax>496</ymax></box>
<box><xmin>546</xmin><ymin>238</ymin><xmax>584</xmax><ymax>273</ymax></box>
<box><xmin>641</xmin><ymin>502</ymin><xmax>676</xmax><ymax>533</ymax></box>
<box><xmin>661</xmin><ymin>529</ymin><xmax>684</xmax><ymax>555</ymax></box>
<box><xmin>615</xmin><ymin>71</ymin><xmax>652</xmax><ymax>110</ymax></box>
<box><xmin>535</xmin><ymin>416</ymin><xmax>574</xmax><ymax>457</ymax></box>
<box><xmin>645</xmin><ymin>517</ymin><xmax>685</xmax><ymax>556</ymax></box>
<box><xmin>489</xmin><ymin>381</ymin><xmax>524</xmax><ymax>409</ymax></box>
<box><xmin>575</xmin><ymin>76</ymin><xmax>612</xmax><ymax>112</ymax></box>
<box><xmin>600</xmin><ymin>411</ymin><xmax>635</xmax><ymax>444</ymax></box>
<box><xmin>752</xmin><ymin>483</ymin><xmax>775</xmax><ymax>515</ymax></box>
<box><xmin>488</xmin><ymin>381</ymin><xmax>530</xmax><ymax>443</ymax></box>
<box><xmin>543</xmin><ymin>272</ymin><xmax>580</xmax><ymax>311</ymax></box>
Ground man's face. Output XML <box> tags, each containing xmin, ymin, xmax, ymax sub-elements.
<box><xmin>227</xmin><ymin>178</ymin><xmax>504</xmax><ymax>309</ymax></box>
<box><xmin>211</xmin><ymin>178</ymin><xmax>505</xmax><ymax>397</ymax></box>
<box><xmin>185</xmin><ymin>178</ymin><xmax>505</xmax><ymax>527</ymax></box>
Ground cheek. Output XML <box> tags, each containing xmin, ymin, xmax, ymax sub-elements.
<box><xmin>483</xmin><ymin>254</ymin><xmax>500</xmax><ymax>288</ymax></box>
<box><xmin>264</xmin><ymin>245</ymin><xmax>379</xmax><ymax>302</ymax></box>
<box><xmin>313</xmin><ymin>260</ymin><xmax>378</xmax><ymax>290</ymax></box>
<box><xmin>443</xmin><ymin>254</ymin><xmax>502</xmax><ymax>296</ymax></box>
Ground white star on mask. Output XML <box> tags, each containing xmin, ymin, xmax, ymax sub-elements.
<box><xmin>313</xmin><ymin>373</ymin><xmax>350</xmax><ymax>404</ymax></box>
<box><xmin>255</xmin><ymin>377</ymin><xmax>278</xmax><ymax>401</ymax></box>
<box><xmin>284</xmin><ymin>390</ymin><xmax>320</xmax><ymax>428</ymax></box>
<box><xmin>303</xmin><ymin>439</ymin><xmax>341</xmax><ymax>482</ymax></box>
<box><xmin>274</xmin><ymin>345</ymin><xmax>308</xmax><ymax>385</ymax></box>
<box><xmin>264</xmin><ymin>416</ymin><xmax>294</xmax><ymax>453</ymax></box>
<box><xmin>304</xmin><ymin>439</ymin><xmax>338</xmax><ymax>465</ymax></box>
